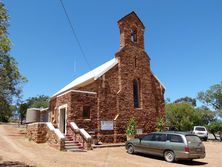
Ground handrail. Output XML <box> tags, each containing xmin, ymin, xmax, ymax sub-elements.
<box><xmin>70</xmin><ymin>122</ymin><xmax>91</xmax><ymax>140</ymax></box>
<box><xmin>79</xmin><ymin>128</ymin><xmax>91</xmax><ymax>140</ymax></box>
<box><xmin>46</xmin><ymin>122</ymin><xmax>65</xmax><ymax>139</ymax></box>
<box><xmin>70</xmin><ymin>122</ymin><xmax>79</xmax><ymax>132</ymax></box>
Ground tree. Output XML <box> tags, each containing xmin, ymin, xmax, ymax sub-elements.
<box><xmin>174</xmin><ymin>96</ymin><xmax>196</xmax><ymax>107</ymax></box>
<box><xmin>197</xmin><ymin>81</ymin><xmax>222</xmax><ymax>117</ymax></box>
<box><xmin>196</xmin><ymin>106</ymin><xmax>215</xmax><ymax>125</ymax></box>
<box><xmin>27</xmin><ymin>95</ymin><xmax>49</xmax><ymax>108</ymax></box>
<box><xmin>0</xmin><ymin>2</ymin><xmax>26</xmax><ymax>122</ymax></box>
<box><xmin>165</xmin><ymin>102</ymin><xmax>214</xmax><ymax>131</ymax></box>
<box><xmin>166</xmin><ymin>103</ymin><xmax>196</xmax><ymax>131</ymax></box>
<box><xmin>19</xmin><ymin>103</ymin><xmax>29</xmax><ymax>124</ymax></box>
<box><xmin>207</xmin><ymin>120</ymin><xmax>222</xmax><ymax>140</ymax></box>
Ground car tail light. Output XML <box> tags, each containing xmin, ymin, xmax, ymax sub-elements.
<box><xmin>184</xmin><ymin>146</ymin><xmax>190</xmax><ymax>153</ymax></box>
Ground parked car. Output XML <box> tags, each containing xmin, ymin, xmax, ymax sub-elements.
<box><xmin>125</xmin><ymin>132</ymin><xmax>206</xmax><ymax>162</ymax></box>
<box><xmin>192</xmin><ymin>126</ymin><xmax>208</xmax><ymax>141</ymax></box>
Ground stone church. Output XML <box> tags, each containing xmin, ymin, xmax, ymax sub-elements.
<box><xmin>49</xmin><ymin>11</ymin><xmax>165</xmax><ymax>143</ymax></box>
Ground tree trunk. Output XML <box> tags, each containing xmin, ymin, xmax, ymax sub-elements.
<box><xmin>20</xmin><ymin>116</ymin><xmax>23</xmax><ymax>125</ymax></box>
<box><xmin>219</xmin><ymin>132</ymin><xmax>222</xmax><ymax>142</ymax></box>
<box><xmin>212</xmin><ymin>133</ymin><xmax>218</xmax><ymax>140</ymax></box>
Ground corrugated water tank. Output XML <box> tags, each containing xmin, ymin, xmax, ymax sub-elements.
<box><xmin>26</xmin><ymin>108</ymin><xmax>40</xmax><ymax>123</ymax></box>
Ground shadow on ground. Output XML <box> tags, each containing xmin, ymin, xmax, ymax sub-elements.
<box><xmin>134</xmin><ymin>153</ymin><xmax>208</xmax><ymax>166</ymax></box>
<box><xmin>0</xmin><ymin>161</ymin><xmax>35</xmax><ymax>167</ymax></box>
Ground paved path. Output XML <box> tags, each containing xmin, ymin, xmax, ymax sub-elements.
<box><xmin>0</xmin><ymin>124</ymin><xmax>222</xmax><ymax>167</ymax></box>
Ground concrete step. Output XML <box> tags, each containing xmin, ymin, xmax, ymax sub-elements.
<box><xmin>65</xmin><ymin>141</ymin><xmax>81</xmax><ymax>145</ymax></box>
<box><xmin>66</xmin><ymin>148</ymin><xmax>87</xmax><ymax>152</ymax></box>
<box><xmin>65</xmin><ymin>145</ymin><xmax>83</xmax><ymax>149</ymax></box>
<box><xmin>64</xmin><ymin>140</ymin><xmax>86</xmax><ymax>152</ymax></box>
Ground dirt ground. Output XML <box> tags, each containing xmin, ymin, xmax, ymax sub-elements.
<box><xmin>0</xmin><ymin>124</ymin><xmax>221</xmax><ymax>167</ymax></box>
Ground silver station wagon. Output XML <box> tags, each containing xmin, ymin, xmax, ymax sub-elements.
<box><xmin>125</xmin><ymin>132</ymin><xmax>206</xmax><ymax>162</ymax></box>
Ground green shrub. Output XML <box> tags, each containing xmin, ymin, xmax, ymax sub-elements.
<box><xmin>156</xmin><ymin>117</ymin><xmax>165</xmax><ymax>132</ymax></box>
<box><xmin>126</xmin><ymin>118</ymin><xmax>136</xmax><ymax>135</ymax></box>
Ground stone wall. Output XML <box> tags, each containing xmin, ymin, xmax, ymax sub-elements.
<box><xmin>27</xmin><ymin>122</ymin><xmax>47</xmax><ymax>143</ymax></box>
<box><xmin>27</xmin><ymin>122</ymin><xmax>65</xmax><ymax>151</ymax></box>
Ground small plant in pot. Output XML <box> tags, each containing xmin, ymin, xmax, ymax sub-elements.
<box><xmin>126</xmin><ymin>118</ymin><xmax>136</xmax><ymax>140</ymax></box>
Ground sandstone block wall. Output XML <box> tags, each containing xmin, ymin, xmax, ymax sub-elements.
<box><xmin>27</xmin><ymin>122</ymin><xmax>65</xmax><ymax>151</ymax></box>
<box><xmin>27</xmin><ymin>122</ymin><xmax>47</xmax><ymax>143</ymax></box>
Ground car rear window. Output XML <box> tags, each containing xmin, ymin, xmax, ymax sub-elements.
<box><xmin>167</xmin><ymin>134</ymin><xmax>184</xmax><ymax>143</ymax></box>
<box><xmin>195</xmin><ymin>127</ymin><xmax>206</xmax><ymax>131</ymax></box>
<box><xmin>186</xmin><ymin>135</ymin><xmax>201</xmax><ymax>143</ymax></box>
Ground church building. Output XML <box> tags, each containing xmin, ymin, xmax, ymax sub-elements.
<box><xmin>49</xmin><ymin>11</ymin><xmax>165</xmax><ymax>143</ymax></box>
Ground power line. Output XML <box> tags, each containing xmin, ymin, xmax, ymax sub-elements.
<box><xmin>59</xmin><ymin>0</ymin><xmax>93</xmax><ymax>72</ymax></box>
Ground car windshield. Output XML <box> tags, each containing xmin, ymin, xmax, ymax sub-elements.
<box><xmin>186</xmin><ymin>135</ymin><xmax>201</xmax><ymax>143</ymax></box>
<box><xmin>195</xmin><ymin>127</ymin><xmax>206</xmax><ymax>131</ymax></box>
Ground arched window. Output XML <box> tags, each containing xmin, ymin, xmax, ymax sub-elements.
<box><xmin>131</xmin><ymin>29</ymin><xmax>137</xmax><ymax>42</ymax></box>
<box><xmin>133</xmin><ymin>79</ymin><xmax>140</xmax><ymax>108</ymax></box>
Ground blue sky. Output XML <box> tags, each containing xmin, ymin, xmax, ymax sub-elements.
<box><xmin>4</xmin><ymin>0</ymin><xmax>222</xmax><ymax>103</ymax></box>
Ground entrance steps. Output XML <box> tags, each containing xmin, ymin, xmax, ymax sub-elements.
<box><xmin>64</xmin><ymin>136</ymin><xmax>86</xmax><ymax>152</ymax></box>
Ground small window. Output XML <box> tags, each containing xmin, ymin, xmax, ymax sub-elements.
<box><xmin>143</xmin><ymin>134</ymin><xmax>153</xmax><ymax>141</ymax></box>
<box><xmin>82</xmin><ymin>106</ymin><xmax>90</xmax><ymax>119</ymax></box>
<box><xmin>131</xmin><ymin>29</ymin><xmax>137</xmax><ymax>42</ymax></box>
<box><xmin>167</xmin><ymin>134</ymin><xmax>184</xmax><ymax>143</ymax></box>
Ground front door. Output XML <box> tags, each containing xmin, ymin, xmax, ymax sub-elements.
<box><xmin>59</xmin><ymin>108</ymin><xmax>66</xmax><ymax>134</ymax></box>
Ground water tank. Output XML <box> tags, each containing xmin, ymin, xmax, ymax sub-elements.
<box><xmin>26</xmin><ymin>108</ymin><xmax>41</xmax><ymax>123</ymax></box>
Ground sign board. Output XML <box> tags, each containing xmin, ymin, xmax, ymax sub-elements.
<box><xmin>136</xmin><ymin>129</ymin><xmax>143</xmax><ymax>135</ymax></box>
<box><xmin>101</xmin><ymin>121</ymin><xmax>113</xmax><ymax>130</ymax></box>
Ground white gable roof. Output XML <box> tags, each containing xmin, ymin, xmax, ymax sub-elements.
<box><xmin>52</xmin><ymin>58</ymin><xmax>118</xmax><ymax>98</ymax></box>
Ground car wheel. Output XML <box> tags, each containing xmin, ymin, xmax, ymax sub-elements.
<box><xmin>127</xmin><ymin>144</ymin><xmax>135</xmax><ymax>154</ymax></box>
<box><xmin>164</xmin><ymin>150</ymin><xmax>175</xmax><ymax>162</ymax></box>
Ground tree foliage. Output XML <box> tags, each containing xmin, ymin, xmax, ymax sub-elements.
<box><xmin>207</xmin><ymin>120</ymin><xmax>222</xmax><ymax>140</ymax></box>
<box><xmin>27</xmin><ymin>95</ymin><xmax>49</xmax><ymax>108</ymax></box>
<box><xmin>197</xmin><ymin>81</ymin><xmax>222</xmax><ymax>117</ymax></box>
<box><xmin>165</xmin><ymin>102</ymin><xmax>215</xmax><ymax>131</ymax></box>
<box><xmin>156</xmin><ymin>117</ymin><xmax>165</xmax><ymax>132</ymax></box>
<box><xmin>174</xmin><ymin>96</ymin><xmax>196</xmax><ymax>107</ymax></box>
<box><xmin>0</xmin><ymin>2</ymin><xmax>26</xmax><ymax>122</ymax></box>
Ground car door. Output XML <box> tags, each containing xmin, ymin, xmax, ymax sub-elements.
<box><xmin>136</xmin><ymin>134</ymin><xmax>154</xmax><ymax>154</ymax></box>
<box><xmin>148</xmin><ymin>133</ymin><xmax>167</xmax><ymax>156</ymax></box>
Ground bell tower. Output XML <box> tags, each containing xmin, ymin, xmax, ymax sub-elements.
<box><xmin>118</xmin><ymin>11</ymin><xmax>145</xmax><ymax>50</ymax></box>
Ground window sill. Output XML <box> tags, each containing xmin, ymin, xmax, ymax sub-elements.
<box><xmin>134</xmin><ymin>108</ymin><xmax>143</xmax><ymax>110</ymax></box>
<box><xmin>83</xmin><ymin>119</ymin><xmax>91</xmax><ymax>121</ymax></box>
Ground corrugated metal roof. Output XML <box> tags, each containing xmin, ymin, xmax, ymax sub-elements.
<box><xmin>51</xmin><ymin>58</ymin><xmax>118</xmax><ymax>98</ymax></box>
<box><xmin>51</xmin><ymin>57</ymin><xmax>165</xmax><ymax>98</ymax></box>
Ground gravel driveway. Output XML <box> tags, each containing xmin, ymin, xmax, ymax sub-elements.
<box><xmin>0</xmin><ymin>123</ymin><xmax>221</xmax><ymax>167</ymax></box>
